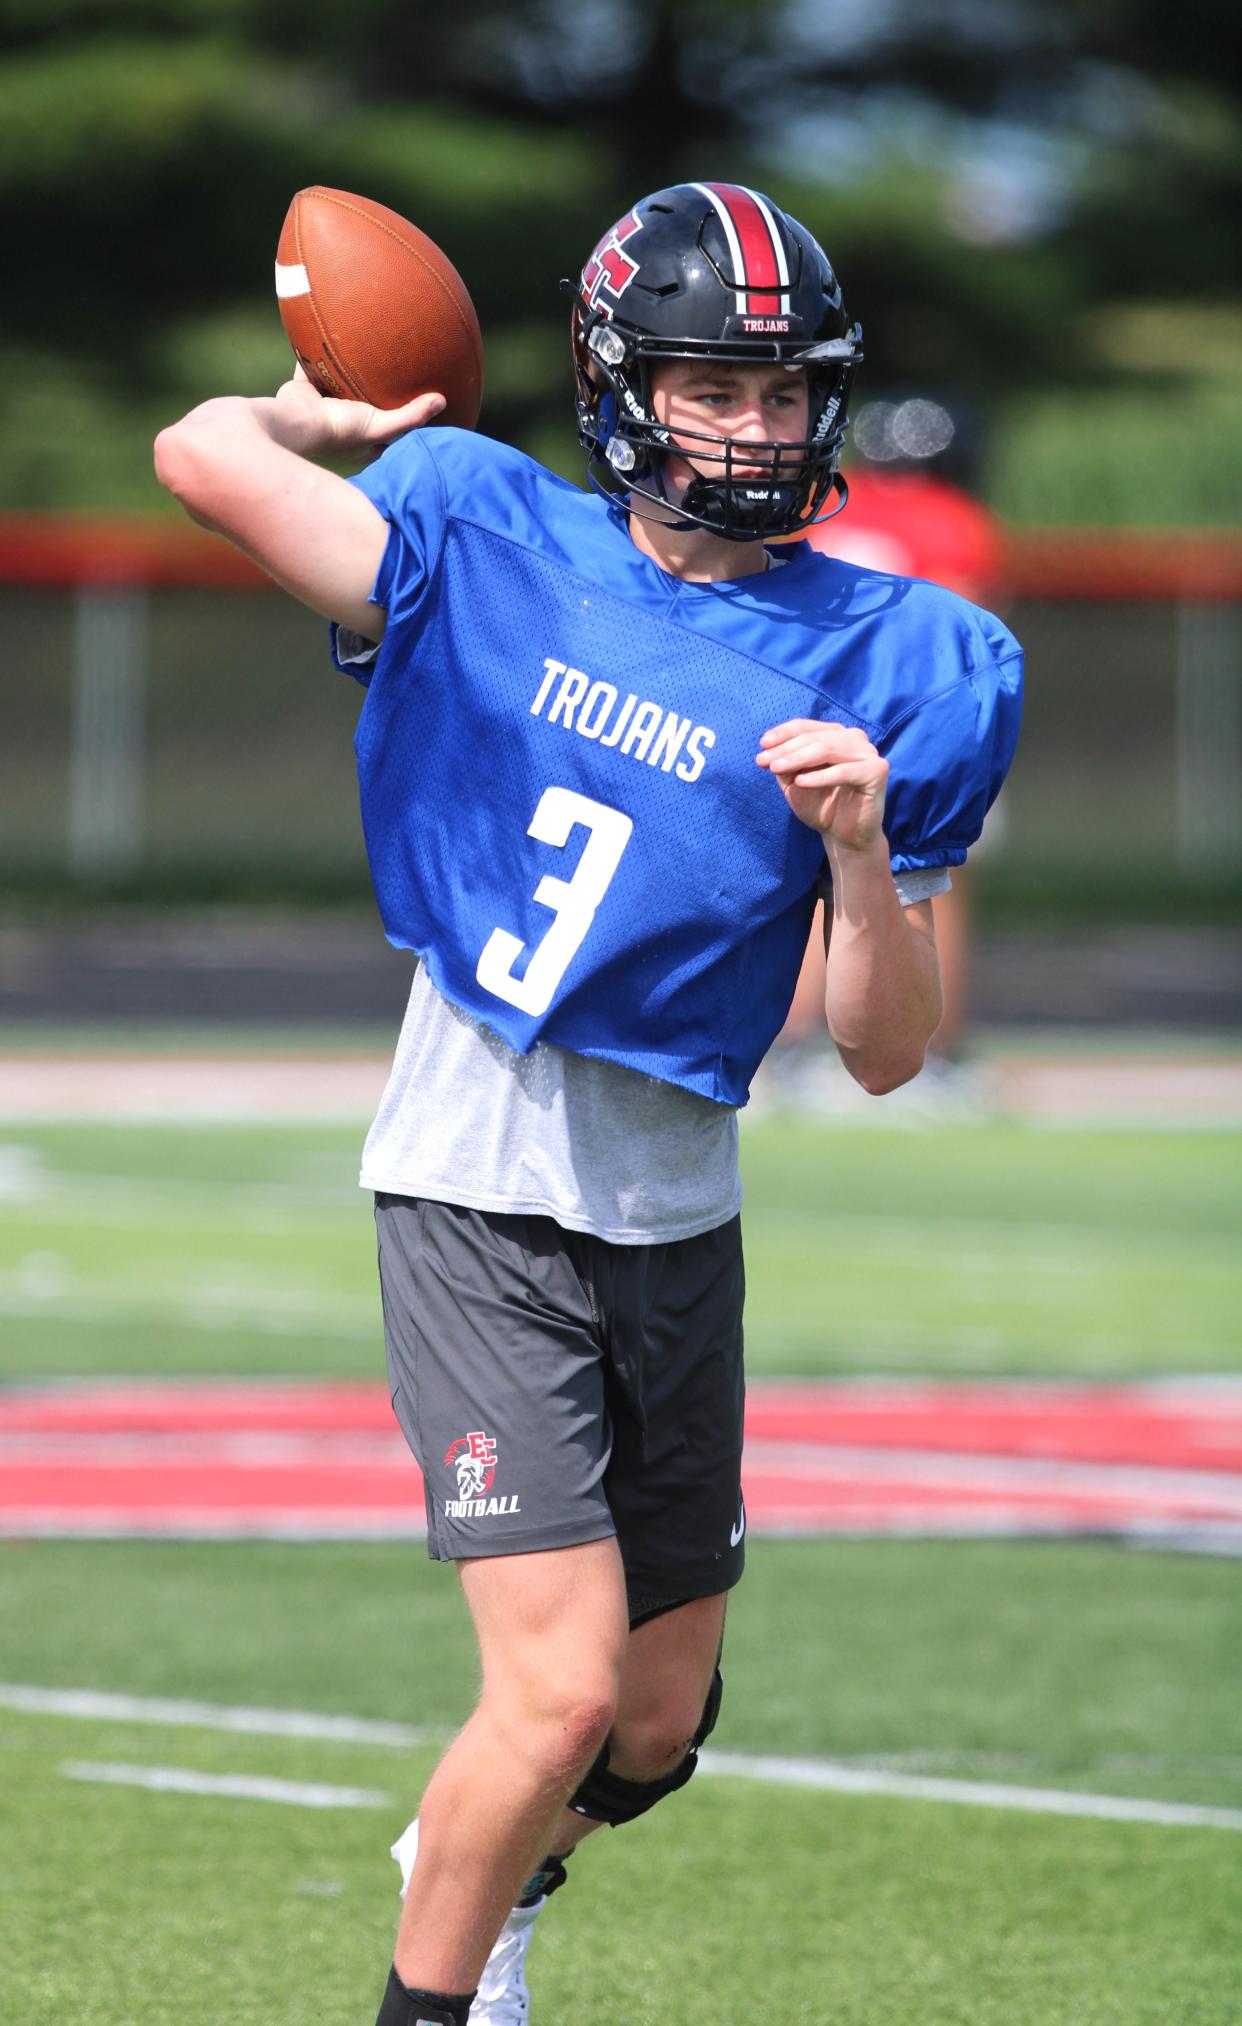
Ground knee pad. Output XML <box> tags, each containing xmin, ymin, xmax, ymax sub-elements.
<box><xmin>566</xmin><ymin>1667</ymin><xmax>723</xmax><ymax>1825</ymax></box>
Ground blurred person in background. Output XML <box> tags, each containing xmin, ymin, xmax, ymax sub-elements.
<box><xmin>779</xmin><ymin>391</ymin><xmax>1009</xmax><ymax>1104</ymax></box>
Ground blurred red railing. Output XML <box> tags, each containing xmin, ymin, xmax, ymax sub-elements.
<box><xmin>1</xmin><ymin>513</ymin><xmax>1240</xmax><ymax>598</ymax></box>
<box><xmin>0</xmin><ymin>514</ymin><xmax>266</xmax><ymax>589</ymax></box>
<box><xmin>1002</xmin><ymin>531</ymin><xmax>1242</xmax><ymax>602</ymax></box>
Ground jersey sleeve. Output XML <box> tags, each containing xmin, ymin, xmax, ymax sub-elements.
<box><xmin>328</xmin><ymin>428</ymin><xmax>450</xmax><ymax>683</ymax></box>
<box><xmin>880</xmin><ymin>620</ymin><xmax>1023</xmax><ymax>876</ymax></box>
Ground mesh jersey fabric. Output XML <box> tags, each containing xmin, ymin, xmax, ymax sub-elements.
<box><xmin>334</xmin><ymin>427</ymin><xmax>1021</xmax><ymax>1106</ymax></box>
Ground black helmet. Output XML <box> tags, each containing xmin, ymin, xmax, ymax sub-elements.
<box><xmin>569</xmin><ymin>181</ymin><xmax>863</xmax><ymax>542</ymax></box>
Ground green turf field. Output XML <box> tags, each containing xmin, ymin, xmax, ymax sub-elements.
<box><xmin>2</xmin><ymin>1540</ymin><xmax>1239</xmax><ymax>2025</ymax></box>
<box><xmin>2</xmin><ymin>1111</ymin><xmax>1240</xmax><ymax>2023</ymax></box>
<box><xmin>3</xmin><ymin>1116</ymin><xmax>1240</xmax><ymax>1378</ymax></box>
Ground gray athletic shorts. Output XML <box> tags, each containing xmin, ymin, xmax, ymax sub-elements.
<box><xmin>374</xmin><ymin>1195</ymin><xmax>746</xmax><ymax>1602</ymax></box>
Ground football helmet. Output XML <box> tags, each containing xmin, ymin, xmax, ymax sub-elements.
<box><xmin>568</xmin><ymin>181</ymin><xmax>863</xmax><ymax>541</ymax></box>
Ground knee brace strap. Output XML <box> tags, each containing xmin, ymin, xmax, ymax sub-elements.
<box><xmin>567</xmin><ymin>1667</ymin><xmax>723</xmax><ymax>1826</ymax></box>
<box><xmin>696</xmin><ymin>1663</ymin><xmax>724</xmax><ymax>1747</ymax></box>
<box><xmin>567</xmin><ymin>1745</ymin><xmax>695</xmax><ymax>1824</ymax></box>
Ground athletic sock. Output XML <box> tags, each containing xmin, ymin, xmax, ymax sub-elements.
<box><xmin>516</xmin><ymin>1849</ymin><xmax>572</xmax><ymax>1907</ymax></box>
<box><xmin>374</xmin><ymin>1964</ymin><xmax>477</xmax><ymax>2026</ymax></box>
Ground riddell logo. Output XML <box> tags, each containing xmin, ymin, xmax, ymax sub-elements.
<box><xmin>443</xmin><ymin>1430</ymin><xmax>521</xmax><ymax>1519</ymax></box>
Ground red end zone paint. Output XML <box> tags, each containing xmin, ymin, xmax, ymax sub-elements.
<box><xmin>3</xmin><ymin>1380</ymin><xmax>1241</xmax><ymax>1544</ymax></box>
<box><xmin>4</xmin><ymin>1379</ymin><xmax>1240</xmax><ymax>1470</ymax></box>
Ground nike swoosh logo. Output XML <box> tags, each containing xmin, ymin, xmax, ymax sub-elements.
<box><xmin>730</xmin><ymin>1500</ymin><xmax>746</xmax><ymax>1548</ymax></box>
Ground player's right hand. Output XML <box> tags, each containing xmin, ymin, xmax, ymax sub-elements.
<box><xmin>274</xmin><ymin>364</ymin><xmax>446</xmax><ymax>457</ymax></box>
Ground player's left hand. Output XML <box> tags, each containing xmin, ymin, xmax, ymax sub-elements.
<box><xmin>756</xmin><ymin>718</ymin><xmax>889</xmax><ymax>852</ymax></box>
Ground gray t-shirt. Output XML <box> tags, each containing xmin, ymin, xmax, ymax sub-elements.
<box><xmin>360</xmin><ymin>960</ymin><xmax>742</xmax><ymax>1244</ymax></box>
<box><xmin>360</xmin><ymin>865</ymin><xmax>948</xmax><ymax>1244</ymax></box>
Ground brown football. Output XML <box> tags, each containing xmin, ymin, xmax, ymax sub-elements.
<box><xmin>275</xmin><ymin>186</ymin><xmax>484</xmax><ymax>427</ymax></box>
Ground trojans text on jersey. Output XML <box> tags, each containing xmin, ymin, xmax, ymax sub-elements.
<box><xmin>530</xmin><ymin>656</ymin><xmax>717</xmax><ymax>785</ymax></box>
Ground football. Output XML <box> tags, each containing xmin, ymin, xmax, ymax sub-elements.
<box><xmin>275</xmin><ymin>186</ymin><xmax>484</xmax><ymax>427</ymax></box>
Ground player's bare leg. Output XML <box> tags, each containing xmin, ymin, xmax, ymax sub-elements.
<box><xmin>393</xmin><ymin>1536</ymin><xmax>629</xmax><ymax>1995</ymax></box>
<box><xmin>391</xmin><ymin>1592</ymin><xmax>729</xmax><ymax>2020</ymax></box>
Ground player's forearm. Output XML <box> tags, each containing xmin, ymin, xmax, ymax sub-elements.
<box><xmin>821</xmin><ymin>838</ymin><xmax>942</xmax><ymax>1093</ymax></box>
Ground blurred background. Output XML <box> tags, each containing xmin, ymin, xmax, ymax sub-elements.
<box><xmin>2</xmin><ymin>0</ymin><xmax>1241</xmax><ymax>957</ymax></box>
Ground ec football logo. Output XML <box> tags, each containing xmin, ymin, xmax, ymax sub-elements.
<box><xmin>442</xmin><ymin>1430</ymin><xmax>522</xmax><ymax>1521</ymax></box>
<box><xmin>444</xmin><ymin>1429</ymin><xmax>497</xmax><ymax>1499</ymax></box>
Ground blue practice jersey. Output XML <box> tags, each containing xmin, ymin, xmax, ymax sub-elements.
<box><xmin>333</xmin><ymin>428</ymin><xmax>1022</xmax><ymax>1105</ymax></box>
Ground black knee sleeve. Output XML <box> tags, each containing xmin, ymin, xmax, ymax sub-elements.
<box><xmin>375</xmin><ymin>1967</ymin><xmax>476</xmax><ymax>2026</ymax></box>
<box><xmin>567</xmin><ymin>1666</ymin><xmax>723</xmax><ymax>1825</ymax></box>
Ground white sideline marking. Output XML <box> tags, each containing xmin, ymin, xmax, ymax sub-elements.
<box><xmin>0</xmin><ymin>1682</ymin><xmax>449</xmax><ymax>1747</ymax></box>
<box><xmin>62</xmin><ymin>1760</ymin><xmax>388</xmax><ymax>1809</ymax></box>
<box><xmin>8</xmin><ymin>1683</ymin><xmax>1239</xmax><ymax>1833</ymax></box>
<box><xmin>698</xmin><ymin>1750</ymin><xmax>1242</xmax><ymax>1833</ymax></box>
<box><xmin>274</xmin><ymin>261</ymin><xmax>311</xmax><ymax>298</ymax></box>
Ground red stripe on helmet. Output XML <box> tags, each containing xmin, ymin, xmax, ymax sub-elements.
<box><xmin>704</xmin><ymin>182</ymin><xmax>783</xmax><ymax>309</ymax></box>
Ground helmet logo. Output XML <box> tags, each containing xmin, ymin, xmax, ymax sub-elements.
<box><xmin>693</xmin><ymin>183</ymin><xmax>792</xmax><ymax>318</ymax></box>
<box><xmin>582</xmin><ymin>210</ymin><xmax>643</xmax><ymax>311</ymax></box>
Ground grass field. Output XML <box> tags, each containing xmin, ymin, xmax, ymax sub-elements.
<box><xmin>2</xmin><ymin>1108</ymin><xmax>1241</xmax><ymax>2023</ymax></box>
<box><xmin>3</xmin><ymin>1540</ymin><xmax>1239</xmax><ymax>2025</ymax></box>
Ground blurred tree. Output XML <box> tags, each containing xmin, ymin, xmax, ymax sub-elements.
<box><xmin>0</xmin><ymin>0</ymin><xmax>1238</xmax><ymax>516</ymax></box>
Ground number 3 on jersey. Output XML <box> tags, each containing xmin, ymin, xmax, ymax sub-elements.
<box><xmin>476</xmin><ymin>786</ymin><xmax>633</xmax><ymax>1017</ymax></box>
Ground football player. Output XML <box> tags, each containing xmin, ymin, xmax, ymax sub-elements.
<box><xmin>155</xmin><ymin>181</ymin><xmax>1021</xmax><ymax>2026</ymax></box>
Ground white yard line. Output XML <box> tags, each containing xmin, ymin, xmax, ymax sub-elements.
<box><xmin>7</xmin><ymin>1683</ymin><xmax>1238</xmax><ymax>1833</ymax></box>
<box><xmin>61</xmin><ymin>1761</ymin><xmax>390</xmax><ymax>1809</ymax></box>
<box><xmin>0</xmin><ymin>1682</ymin><xmax>448</xmax><ymax>1747</ymax></box>
<box><xmin>698</xmin><ymin>1750</ymin><xmax>1242</xmax><ymax>1833</ymax></box>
